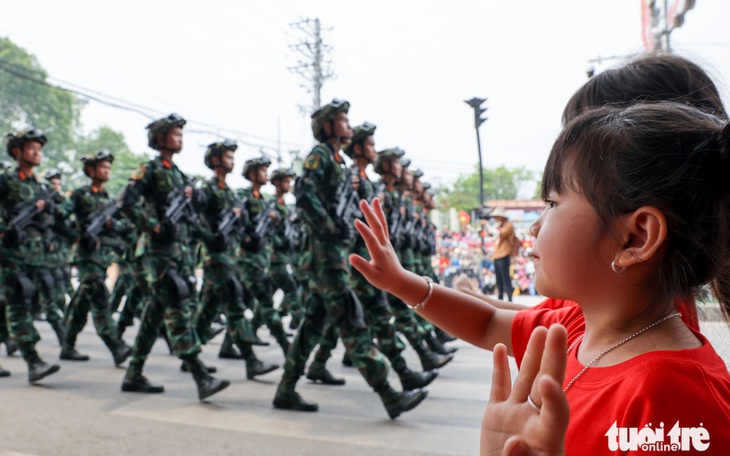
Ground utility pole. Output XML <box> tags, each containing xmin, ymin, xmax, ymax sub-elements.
<box><xmin>464</xmin><ymin>97</ymin><xmax>488</xmax><ymax>254</ymax></box>
<box><xmin>288</xmin><ymin>18</ymin><xmax>335</xmax><ymax>113</ymax></box>
<box><xmin>642</xmin><ymin>0</ymin><xmax>696</xmax><ymax>51</ymax></box>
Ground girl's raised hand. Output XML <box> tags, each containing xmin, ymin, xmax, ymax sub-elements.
<box><xmin>349</xmin><ymin>198</ymin><xmax>408</xmax><ymax>295</ymax></box>
<box><xmin>481</xmin><ymin>325</ymin><xmax>570</xmax><ymax>456</ymax></box>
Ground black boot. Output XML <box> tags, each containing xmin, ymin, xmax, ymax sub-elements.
<box><xmin>392</xmin><ymin>356</ymin><xmax>438</xmax><ymax>390</ymax></box>
<box><xmin>180</xmin><ymin>360</ymin><xmax>217</xmax><ymax>373</ymax></box>
<box><xmin>219</xmin><ymin>334</ymin><xmax>245</xmax><ymax>359</ymax></box>
<box><xmin>377</xmin><ymin>383</ymin><xmax>428</xmax><ymax>419</ymax></box>
<box><xmin>50</xmin><ymin>319</ymin><xmax>66</xmax><ymax>346</ymax></box>
<box><xmin>306</xmin><ymin>362</ymin><xmax>345</xmax><ymax>385</ymax></box>
<box><xmin>121</xmin><ymin>361</ymin><xmax>164</xmax><ymax>393</ymax></box>
<box><xmin>273</xmin><ymin>379</ymin><xmax>318</xmax><ymax>412</ymax></box>
<box><xmin>184</xmin><ymin>356</ymin><xmax>230</xmax><ymax>401</ymax></box>
<box><xmin>0</xmin><ymin>364</ymin><xmax>9</xmax><ymax>377</ymax></box>
<box><xmin>415</xmin><ymin>340</ymin><xmax>453</xmax><ymax>371</ymax></box>
<box><xmin>435</xmin><ymin>328</ymin><xmax>456</xmax><ymax>344</ymax></box>
<box><xmin>5</xmin><ymin>339</ymin><xmax>18</xmax><ymax>356</ymax></box>
<box><xmin>341</xmin><ymin>352</ymin><xmax>353</xmax><ymax>367</ymax></box>
<box><xmin>111</xmin><ymin>342</ymin><xmax>132</xmax><ymax>366</ymax></box>
<box><xmin>28</xmin><ymin>355</ymin><xmax>60</xmax><ymax>383</ymax></box>
<box><xmin>426</xmin><ymin>331</ymin><xmax>458</xmax><ymax>355</ymax></box>
<box><xmin>246</xmin><ymin>359</ymin><xmax>279</xmax><ymax>379</ymax></box>
<box><xmin>60</xmin><ymin>346</ymin><xmax>90</xmax><ymax>361</ymax></box>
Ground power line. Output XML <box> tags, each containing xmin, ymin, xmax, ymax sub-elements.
<box><xmin>0</xmin><ymin>57</ymin><xmax>309</xmax><ymax>150</ymax></box>
<box><xmin>288</xmin><ymin>18</ymin><xmax>335</xmax><ymax>113</ymax></box>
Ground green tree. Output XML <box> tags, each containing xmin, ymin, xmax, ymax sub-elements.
<box><xmin>436</xmin><ymin>164</ymin><xmax>536</xmax><ymax>211</ymax></box>
<box><xmin>0</xmin><ymin>37</ymin><xmax>80</xmax><ymax>169</ymax></box>
<box><xmin>74</xmin><ymin>126</ymin><xmax>150</xmax><ymax>195</ymax></box>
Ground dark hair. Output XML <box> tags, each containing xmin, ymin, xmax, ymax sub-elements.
<box><xmin>563</xmin><ymin>53</ymin><xmax>727</xmax><ymax>124</ymax></box>
<box><xmin>543</xmin><ymin>102</ymin><xmax>730</xmax><ymax>323</ymax></box>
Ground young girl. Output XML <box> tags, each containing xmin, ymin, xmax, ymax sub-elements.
<box><xmin>350</xmin><ymin>102</ymin><xmax>730</xmax><ymax>455</ymax></box>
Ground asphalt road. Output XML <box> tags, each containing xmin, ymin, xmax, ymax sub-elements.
<box><xmin>0</xmin><ymin>294</ymin><xmax>727</xmax><ymax>456</ymax></box>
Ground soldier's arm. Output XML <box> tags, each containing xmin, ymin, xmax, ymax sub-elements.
<box><xmin>120</xmin><ymin>164</ymin><xmax>158</xmax><ymax>233</ymax></box>
<box><xmin>295</xmin><ymin>151</ymin><xmax>338</xmax><ymax>236</ymax></box>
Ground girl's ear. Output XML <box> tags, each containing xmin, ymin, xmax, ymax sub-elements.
<box><xmin>613</xmin><ymin>206</ymin><xmax>667</xmax><ymax>270</ymax></box>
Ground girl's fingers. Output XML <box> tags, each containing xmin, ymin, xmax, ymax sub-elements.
<box><xmin>537</xmin><ymin>375</ymin><xmax>570</xmax><ymax>438</ymax></box>
<box><xmin>354</xmin><ymin>219</ymin><xmax>386</xmax><ymax>261</ymax></box>
<box><xmin>359</xmin><ymin>199</ymin><xmax>388</xmax><ymax>245</ymax></box>
<box><xmin>371</xmin><ymin>198</ymin><xmax>390</xmax><ymax>240</ymax></box>
<box><xmin>489</xmin><ymin>344</ymin><xmax>512</xmax><ymax>403</ymax></box>
<box><xmin>349</xmin><ymin>253</ymin><xmax>377</xmax><ymax>279</ymax></box>
<box><xmin>511</xmin><ymin>326</ymin><xmax>547</xmax><ymax>403</ymax></box>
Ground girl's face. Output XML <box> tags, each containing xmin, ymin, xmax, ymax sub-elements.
<box><xmin>529</xmin><ymin>185</ymin><xmax>615</xmax><ymax>301</ymax></box>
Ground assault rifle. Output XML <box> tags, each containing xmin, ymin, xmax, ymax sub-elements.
<box><xmin>388</xmin><ymin>192</ymin><xmax>405</xmax><ymax>249</ymax></box>
<box><xmin>218</xmin><ymin>199</ymin><xmax>249</xmax><ymax>238</ymax></box>
<box><xmin>334</xmin><ymin>169</ymin><xmax>361</xmax><ymax>223</ymax></box>
<box><xmin>254</xmin><ymin>200</ymin><xmax>278</xmax><ymax>239</ymax></box>
<box><xmin>85</xmin><ymin>199</ymin><xmax>121</xmax><ymax>239</ymax></box>
<box><xmin>165</xmin><ymin>178</ymin><xmax>198</xmax><ymax>225</ymax></box>
<box><xmin>8</xmin><ymin>189</ymin><xmax>52</xmax><ymax>232</ymax></box>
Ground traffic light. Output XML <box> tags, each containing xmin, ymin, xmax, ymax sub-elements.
<box><xmin>464</xmin><ymin>97</ymin><xmax>488</xmax><ymax>128</ymax></box>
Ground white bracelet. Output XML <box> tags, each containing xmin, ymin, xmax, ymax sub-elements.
<box><xmin>411</xmin><ymin>276</ymin><xmax>433</xmax><ymax>311</ymax></box>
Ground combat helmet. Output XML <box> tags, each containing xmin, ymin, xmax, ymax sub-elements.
<box><xmin>242</xmin><ymin>156</ymin><xmax>272</xmax><ymax>181</ymax></box>
<box><xmin>269</xmin><ymin>167</ymin><xmax>297</xmax><ymax>183</ymax></box>
<box><xmin>146</xmin><ymin>113</ymin><xmax>186</xmax><ymax>150</ymax></box>
<box><xmin>311</xmin><ymin>98</ymin><xmax>350</xmax><ymax>143</ymax></box>
<box><xmin>44</xmin><ymin>168</ymin><xmax>62</xmax><ymax>181</ymax></box>
<box><xmin>204</xmin><ymin>139</ymin><xmax>238</xmax><ymax>170</ymax></box>
<box><xmin>399</xmin><ymin>157</ymin><xmax>411</xmax><ymax>169</ymax></box>
<box><xmin>410</xmin><ymin>168</ymin><xmax>424</xmax><ymax>179</ymax></box>
<box><xmin>80</xmin><ymin>150</ymin><xmax>114</xmax><ymax>177</ymax></box>
<box><xmin>373</xmin><ymin>147</ymin><xmax>405</xmax><ymax>175</ymax></box>
<box><xmin>6</xmin><ymin>128</ymin><xmax>48</xmax><ymax>159</ymax></box>
<box><xmin>343</xmin><ymin>122</ymin><xmax>376</xmax><ymax>159</ymax></box>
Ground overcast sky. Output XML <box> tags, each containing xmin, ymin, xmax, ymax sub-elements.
<box><xmin>2</xmin><ymin>1</ymin><xmax>729</xmax><ymax>192</ymax></box>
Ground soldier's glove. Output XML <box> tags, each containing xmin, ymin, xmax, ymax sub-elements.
<box><xmin>2</xmin><ymin>227</ymin><xmax>25</xmax><ymax>248</ymax></box>
<box><xmin>210</xmin><ymin>232</ymin><xmax>229</xmax><ymax>252</ymax></box>
<box><xmin>155</xmin><ymin>220</ymin><xmax>178</xmax><ymax>242</ymax></box>
<box><xmin>334</xmin><ymin>218</ymin><xmax>354</xmax><ymax>242</ymax></box>
<box><xmin>80</xmin><ymin>233</ymin><xmax>99</xmax><ymax>252</ymax></box>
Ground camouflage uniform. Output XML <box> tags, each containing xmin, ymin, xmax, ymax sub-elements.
<box><xmin>376</xmin><ymin>154</ymin><xmax>452</xmax><ymax>371</ymax></box>
<box><xmin>193</xmin><ymin>150</ymin><xmax>278</xmax><ymax>379</ymax></box>
<box><xmin>0</xmin><ymin>129</ymin><xmax>61</xmax><ymax>382</ymax></box>
<box><xmin>269</xmin><ymin>194</ymin><xmax>300</xmax><ymax>325</ymax></box>
<box><xmin>237</xmin><ymin>184</ymin><xmax>290</xmax><ymax>355</ymax></box>
<box><xmin>60</xmin><ymin>153</ymin><xmax>132</xmax><ymax>365</ymax></box>
<box><xmin>119</xmin><ymin>114</ymin><xmax>229</xmax><ymax>400</ymax></box>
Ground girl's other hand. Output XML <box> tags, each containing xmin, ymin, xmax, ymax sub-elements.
<box><xmin>349</xmin><ymin>198</ymin><xmax>408</xmax><ymax>295</ymax></box>
<box><xmin>481</xmin><ymin>325</ymin><xmax>569</xmax><ymax>456</ymax></box>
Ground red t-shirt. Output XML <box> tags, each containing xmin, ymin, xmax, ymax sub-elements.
<box><xmin>512</xmin><ymin>306</ymin><xmax>730</xmax><ymax>455</ymax></box>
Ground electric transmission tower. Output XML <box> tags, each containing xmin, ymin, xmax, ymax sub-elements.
<box><xmin>288</xmin><ymin>18</ymin><xmax>335</xmax><ymax>114</ymax></box>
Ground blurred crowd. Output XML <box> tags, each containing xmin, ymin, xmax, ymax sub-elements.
<box><xmin>433</xmin><ymin>225</ymin><xmax>538</xmax><ymax>297</ymax></box>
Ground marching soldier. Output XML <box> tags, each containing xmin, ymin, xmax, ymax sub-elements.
<box><xmin>119</xmin><ymin>114</ymin><xmax>229</xmax><ymax>401</ymax></box>
<box><xmin>268</xmin><ymin>168</ymin><xmax>302</xmax><ymax>329</ymax></box>
<box><xmin>44</xmin><ymin>168</ymin><xmax>76</xmax><ymax>312</ymax></box>
<box><xmin>343</xmin><ymin>123</ymin><xmax>438</xmax><ymax>391</ymax></box>
<box><xmin>193</xmin><ymin>140</ymin><xmax>278</xmax><ymax>379</ymax></box>
<box><xmin>273</xmin><ymin>99</ymin><xmax>427</xmax><ymax>419</ymax></box>
<box><xmin>0</xmin><ymin>129</ymin><xmax>61</xmax><ymax>383</ymax></box>
<box><xmin>58</xmin><ymin>150</ymin><xmax>132</xmax><ymax>366</ymax></box>
<box><xmin>373</xmin><ymin>150</ymin><xmax>453</xmax><ymax>372</ymax></box>
<box><xmin>238</xmin><ymin>157</ymin><xmax>291</xmax><ymax>356</ymax></box>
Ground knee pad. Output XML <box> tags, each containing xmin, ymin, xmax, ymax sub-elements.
<box><xmin>39</xmin><ymin>269</ymin><xmax>56</xmax><ymax>296</ymax></box>
<box><xmin>344</xmin><ymin>286</ymin><xmax>366</xmax><ymax>329</ymax></box>
<box><xmin>164</xmin><ymin>268</ymin><xmax>191</xmax><ymax>305</ymax></box>
<box><xmin>226</xmin><ymin>270</ymin><xmax>244</xmax><ymax>301</ymax></box>
<box><xmin>9</xmin><ymin>272</ymin><xmax>36</xmax><ymax>306</ymax></box>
